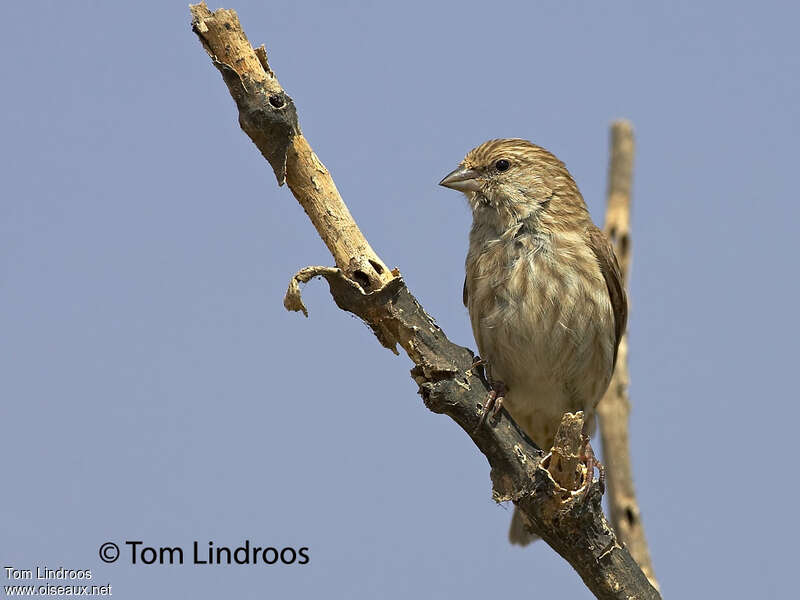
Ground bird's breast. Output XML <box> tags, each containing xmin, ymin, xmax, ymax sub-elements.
<box><xmin>465</xmin><ymin>226</ymin><xmax>615</xmax><ymax>442</ymax></box>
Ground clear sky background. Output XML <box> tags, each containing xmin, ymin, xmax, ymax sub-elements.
<box><xmin>2</xmin><ymin>1</ymin><xmax>798</xmax><ymax>598</ymax></box>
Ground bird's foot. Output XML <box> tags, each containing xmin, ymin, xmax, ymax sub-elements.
<box><xmin>468</xmin><ymin>355</ymin><xmax>487</xmax><ymax>378</ymax></box>
<box><xmin>580</xmin><ymin>435</ymin><xmax>605</xmax><ymax>495</ymax></box>
<box><xmin>475</xmin><ymin>380</ymin><xmax>507</xmax><ymax>430</ymax></box>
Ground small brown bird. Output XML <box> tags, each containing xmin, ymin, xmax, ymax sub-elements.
<box><xmin>439</xmin><ymin>139</ymin><xmax>627</xmax><ymax>545</ymax></box>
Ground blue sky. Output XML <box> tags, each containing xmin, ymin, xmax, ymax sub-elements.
<box><xmin>2</xmin><ymin>1</ymin><xmax>798</xmax><ymax>598</ymax></box>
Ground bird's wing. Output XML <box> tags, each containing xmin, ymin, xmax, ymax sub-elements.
<box><xmin>587</xmin><ymin>226</ymin><xmax>628</xmax><ymax>369</ymax></box>
<box><xmin>462</xmin><ymin>277</ymin><xmax>468</xmax><ymax>307</ymax></box>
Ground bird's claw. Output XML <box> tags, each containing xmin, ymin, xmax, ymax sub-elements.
<box><xmin>475</xmin><ymin>380</ymin><xmax>507</xmax><ymax>431</ymax></box>
<box><xmin>468</xmin><ymin>355</ymin><xmax>487</xmax><ymax>379</ymax></box>
<box><xmin>580</xmin><ymin>435</ymin><xmax>605</xmax><ymax>496</ymax></box>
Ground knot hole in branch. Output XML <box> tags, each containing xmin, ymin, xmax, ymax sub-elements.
<box><xmin>269</xmin><ymin>93</ymin><xmax>285</xmax><ymax>108</ymax></box>
<box><xmin>368</xmin><ymin>260</ymin><xmax>384</xmax><ymax>275</ymax></box>
<box><xmin>350</xmin><ymin>258</ymin><xmax>387</xmax><ymax>291</ymax></box>
<box><xmin>352</xmin><ymin>270</ymin><xmax>371</xmax><ymax>290</ymax></box>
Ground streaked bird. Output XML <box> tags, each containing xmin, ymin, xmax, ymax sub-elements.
<box><xmin>439</xmin><ymin>139</ymin><xmax>627</xmax><ymax>545</ymax></box>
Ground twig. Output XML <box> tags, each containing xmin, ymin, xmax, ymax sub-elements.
<box><xmin>189</xmin><ymin>5</ymin><xmax>660</xmax><ymax>598</ymax></box>
<box><xmin>596</xmin><ymin>121</ymin><xmax>659</xmax><ymax>591</ymax></box>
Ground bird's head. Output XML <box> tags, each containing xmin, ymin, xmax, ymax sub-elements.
<box><xmin>439</xmin><ymin>138</ymin><xmax>585</xmax><ymax>228</ymax></box>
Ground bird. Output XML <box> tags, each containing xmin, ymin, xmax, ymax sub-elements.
<box><xmin>439</xmin><ymin>138</ymin><xmax>627</xmax><ymax>545</ymax></box>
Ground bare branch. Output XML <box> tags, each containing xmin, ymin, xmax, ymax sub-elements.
<box><xmin>190</xmin><ymin>2</ymin><xmax>391</xmax><ymax>291</ymax></box>
<box><xmin>190</xmin><ymin>5</ymin><xmax>660</xmax><ymax>598</ymax></box>
<box><xmin>596</xmin><ymin>121</ymin><xmax>659</xmax><ymax>592</ymax></box>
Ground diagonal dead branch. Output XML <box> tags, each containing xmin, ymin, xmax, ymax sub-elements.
<box><xmin>596</xmin><ymin>121</ymin><xmax>659</xmax><ymax>592</ymax></box>
<box><xmin>282</xmin><ymin>267</ymin><xmax>657</xmax><ymax>599</ymax></box>
<box><xmin>190</xmin><ymin>2</ymin><xmax>391</xmax><ymax>292</ymax></box>
<box><xmin>190</xmin><ymin>4</ymin><xmax>660</xmax><ymax>598</ymax></box>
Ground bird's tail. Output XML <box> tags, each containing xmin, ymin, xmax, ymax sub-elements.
<box><xmin>508</xmin><ymin>506</ymin><xmax>539</xmax><ymax>546</ymax></box>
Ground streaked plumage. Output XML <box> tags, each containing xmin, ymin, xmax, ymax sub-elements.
<box><xmin>440</xmin><ymin>139</ymin><xmax>627</xmax><ymax>545</ymax></box>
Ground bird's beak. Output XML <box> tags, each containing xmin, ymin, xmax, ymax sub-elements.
<box><xmin>439</xmin><ymin>166</ymin><xmax>482</xmax><ymax>192</ymax></box>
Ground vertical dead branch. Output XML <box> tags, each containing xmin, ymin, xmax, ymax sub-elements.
<box><xmin>597</xmin><ymin>121</ymin><xmax>659</xmax><ymax>591</ymax></box>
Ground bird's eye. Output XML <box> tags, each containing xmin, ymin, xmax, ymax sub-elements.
<box><xmin>495</xmin><ymin>159</ymin><xmax>510</xmax><ymax>172</ymax></box>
